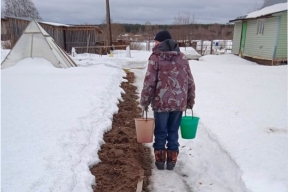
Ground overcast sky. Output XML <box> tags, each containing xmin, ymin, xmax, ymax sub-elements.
<box><xmin>1</xmin><ymin>0</ymin><xmax>260</xmax><ymax>24</ymax></box>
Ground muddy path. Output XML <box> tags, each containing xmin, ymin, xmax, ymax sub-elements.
<box><xmin>90</xmin><ymin>71</ymin><xmax>152</xmax><ymax>192</ymax></box>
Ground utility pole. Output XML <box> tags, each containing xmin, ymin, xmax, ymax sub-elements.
<box><xmin>106</xmin><ymin>0</ymin><xmax>112</xmax><ymax>52</ymax></box>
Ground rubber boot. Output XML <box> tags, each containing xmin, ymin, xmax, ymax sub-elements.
<box><xmin>166</xmin><ymin>150</ymin><xmax>178</xmax><ymax>170</ymax></box>
<box><xmin>154</xmin><ymin>150</ymin><xmax>166</xmax><ymax>170</ymax></box>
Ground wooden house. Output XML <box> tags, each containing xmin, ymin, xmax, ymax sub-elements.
<box><xmin>229</xmin><ymin>0</ymin><xmax>287</xmax><ymax>65</ymax></box>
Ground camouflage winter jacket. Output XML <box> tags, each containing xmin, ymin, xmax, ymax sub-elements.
<box><xmin>140</xmin><ymin>39</ymin><xmax>195</xmax><ymax>112</ymax></box>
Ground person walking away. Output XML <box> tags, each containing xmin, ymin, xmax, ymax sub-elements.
<box><xmin>140</xmin><ymin>30</ymin><xmax>195</xmax><ymax>170</ymax></box>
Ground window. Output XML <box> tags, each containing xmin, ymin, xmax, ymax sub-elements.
<box><xmin>256</xmin><ymin>19</ymin><xmax>265</xmax><ymax>35</ymax></box>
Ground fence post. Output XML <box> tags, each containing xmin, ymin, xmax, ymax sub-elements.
<box><xmin>86</xmin><ymin>34</ymin><xmax>90</xmax><ymax>53</ymax></box>
<box><xmin>148</xmin><ymin>36</ymin><xmax>150</xmax><ymax>51</ymax></box>
<box><xmin>201</xmin><ymin>40</ymin><xmax>203</xmax><ymax>55</ymax></box>
<box><xmin>210</xmin><ymin>40</ymin><xmax>213</xmax><ymax>54</ymax></box>
<box><xmin>126</xmin><ymin>46</ymin><xmax>131</xmax><ymax>58</ymax></box>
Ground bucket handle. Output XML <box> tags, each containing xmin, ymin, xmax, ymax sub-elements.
<box><xmin>184</xmin><ymin>109</ymin><xmax>194</xmax><ymax>119</ymax></box>
<box><xmin>142</xmin><ymin>110</ymin><xmax>148</xmax><ymax>122</ymax></box>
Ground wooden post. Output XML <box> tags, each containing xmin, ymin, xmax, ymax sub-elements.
<box><xmin>30</xmin><ymin>33</ymin><xmax>34</xmax><ymax>58</ymax></box>
<box><xmin>86</xmin><ymin>34</ymin><xmax>90</xmax><ymax>53</ymax></box>
<box><xmin>136</xmin><ymin>170</ymin><xmax>144</xmax><ymax>192</ymax></box>
<box><xmin>63</xmin><ymin>28</ymin><xmax>67</xmax><ymax>52</ymax></box>
<box><xmin>106</xmin><ymin>0</ymin><xmax>112</xmax><ymax>52</ymax></box>
<box><xmin>200</xmin><ymin>40</ymin><xmax>203</xmax><ymax>55</ymax></box>
<box><xmin>185</xmin><ymin>38</ymin><xmax>186</xmax><ymax>51</ymax></box>
<box><xmin>210</xmin><ymin>40</ymin><xmax>213</xmax><ymax>54</ymax></box>
<box><xmin>148</xmin><ymin>36</ymin><xmax>150</xmax><ymax>51</ymax></box>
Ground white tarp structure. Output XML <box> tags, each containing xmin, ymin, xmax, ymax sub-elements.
<box><xmin>1</xmin><ymin>20</ymin><xmax>77</xmax><ymax>69</ymax></box>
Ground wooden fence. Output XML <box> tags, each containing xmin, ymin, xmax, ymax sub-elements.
<box><xmin>1</xmin><ymin>17</ymin><xmax>103</xmax><ymax>53</ymax></box>
<box><xmin>73</xmin><ymin>45</ymin><xmax>130</xmax><ymax>56</ymax></box>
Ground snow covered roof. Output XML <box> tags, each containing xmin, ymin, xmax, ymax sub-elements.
<box><xmin>246</xmin><ymin>2</ymin><xmax>287</xmax><ymax>19</ymax></box>
<box><xmin>3</xmin><ymin>16</ymin><xmax>69</xmax><ymax>27</ymax></box>
<box><xmin>229</xmin><ymin>2</ymin><xmax>287</xmax><ymax>22</ymax></box>
<box><xmin>232</xmin><ymin>15</ymin><xmax>247</xmax><ymax>21</ymax></box>
<box><xmin>40</xmin><ymin>21</ymin><xmax>69</xmax><ymax>27</ymax></box>
<box><xmin>3</xmin><ymin>16</ymin><xmax>32</xmax><ymax>21</ymax></box>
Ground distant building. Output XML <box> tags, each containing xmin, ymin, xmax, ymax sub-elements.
<box><xmin>229</xmin><ymin>1</ymin><xmax>287</xmax><ymax>65</ymax></box>
<box><xmin>1</xmin><ymin>16</ymin><xmax>103</xmax><ymax>53</ymax></box>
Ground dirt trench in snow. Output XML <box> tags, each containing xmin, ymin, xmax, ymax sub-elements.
<box><xmin>90</xmin><ymin>71</ymin><xmax>152</xmax><ymax>192</ymax></box>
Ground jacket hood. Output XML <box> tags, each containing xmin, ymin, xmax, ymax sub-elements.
<box><xmin>153</xmin><ymin>39</ymin><xmax>180</xmax><ymax>60</ymax></box>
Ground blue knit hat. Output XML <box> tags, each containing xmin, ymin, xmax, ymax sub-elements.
<box><xmin>154</xmin><ymin>30</ymin><xmax>172</xmax><ymax>42</ymax></box>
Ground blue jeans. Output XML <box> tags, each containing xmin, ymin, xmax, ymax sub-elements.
<box><xmin>153</xmin><ymin>111</ymin><xmax>183</xmax><ymax>151</ymax></box>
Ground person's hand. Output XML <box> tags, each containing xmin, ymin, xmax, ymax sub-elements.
<box><xmin>141</xmin><ymin>105</ymin><xmax>148</xmax><ymax>112</ymax></box>
<box><xmin>186</xmin><ymin>104</ymin><xmax>193</xmax><ymax>110</ymax></box>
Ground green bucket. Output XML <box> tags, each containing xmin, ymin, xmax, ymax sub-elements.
<box><xmin>180</xmin><ymin>110</ymin><xmax>200</xmax><ymax>139</ymax></box>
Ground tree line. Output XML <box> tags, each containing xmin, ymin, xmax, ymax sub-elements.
<box><xmin>3</xmin><ymin>0</ymin><xmax>234</xmax><ymax>41</ymax></box>
<box><xmin>98</xmin><ymin>12</ymin><xmax>235</xmax><ymax>41</ymax></box>
<box><xmin>98</xmin><ymin>23</ymin><xmax>234</xmax><ymax>41</ymax></box>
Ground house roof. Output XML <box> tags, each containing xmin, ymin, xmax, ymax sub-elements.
<box><xmin>3</xmin><ymin>16</ymin><xmax>69</xmax><ymax>26</ymax></box>
<box><xmin>229</xmin><ymin>2</ymin><xmax>287</xmax><ymax>22</ymax></box>
<box><xmin>2</xmin><ymin>16</ymin><xmax>31</xmax><ymax>21</ymax></box>
<box><xmin>40</xmin><ymin>21</ymin><xmax>70</xmax><ymax>27</ymax></box>
<box><xmin>229</xmin><ymin>15</ymin><xmax>247</xmax><ymax>22</ymax></box>
<box><xmin>246</xmin><ymin>2</ymin><xmax>287</xmax><ymax>19</ymax></box>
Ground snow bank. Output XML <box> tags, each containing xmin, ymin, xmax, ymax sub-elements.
<box><xmin>133</xmin><ymin>54</ymin><xmax>287</xmax><ymax>192</ymax></box>
<box><xmin>74</xmin><ymin>50</ymin><xmax>150</xmax><ymax>69</ymax></box>
<box><xmin>1</xmin><ymin>57</ymin><xmax>126</xmax><ymax>192</ymax></box>
<box><xmin>195</xmin><ymin>54</ymin><xmax>288</xmax><ymax>192</ymax></box>
<box><xmin>180</xmin><ymin>47</ymin><xmax>201</xmax><ymax>60</ymax></box>
<box><xmin>2</xmin><ymin>50</ymin><xmax>287</xmax><ymax>192</ymax></box>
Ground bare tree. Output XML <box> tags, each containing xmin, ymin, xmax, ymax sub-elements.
<box><xmin>99</xmin><ymin>15</ymin><xmax>112</xmax><ymax>41</ymax></box>
<box><xmin>172</xmin><ymin>11</ymin><xmax>198</xmax><ymax>42</ymax></box>
<box><xmin>249</xmin><ymin>0</ymin><xmax>268</xmax><ymax>12</ymax></box>
<box><xmin>173</xmin><ymin>12</ymin><xmax>197</xmax><ymax>25</ymax></box>
<box><xmin>99</xmin><ymin>15</ymin><xmax>125</xmax><ymax>42</ymax></box>
<box><xmin>151</xmin><ymin>25</ymin><xmax>159</xmax><ymax>38</ymax></box>
<box><xmin>144</xmin><ymin>21</ymin><xmax>152</xmax><ymax>34</ymax></box>
<box><xmin>101</xmin><ymin>15</ymin><xmax>113</xmax><ymax>25</ymax></box>
<box><xmin>4</xmin><ymin>0</ymin><xmax>42</xmax><ymax>19</ymax></box>
<box><xmin>111</xmin><ymin>23</ymin><xmax>125</xmax><ymax>41</ymax></box>
<box><xmin>144</xmin><ymin>21</ymin><xmax>153</xmax><ymax>50</ymax></box>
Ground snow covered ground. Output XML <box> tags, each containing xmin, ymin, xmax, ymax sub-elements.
<box><xmin>1</xmin><ymin>57</ymin><xmax>126</xmax><ymax>192</ymax></box>
<box><xmin>132</xmin><ymin>54</ymin><xmax>287</xmax><ymax>192</ymax></box>
<box><xmin>1</xmin><ymin>48</ymin><xmax>287</xmax><ymax>192</ymax></box>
